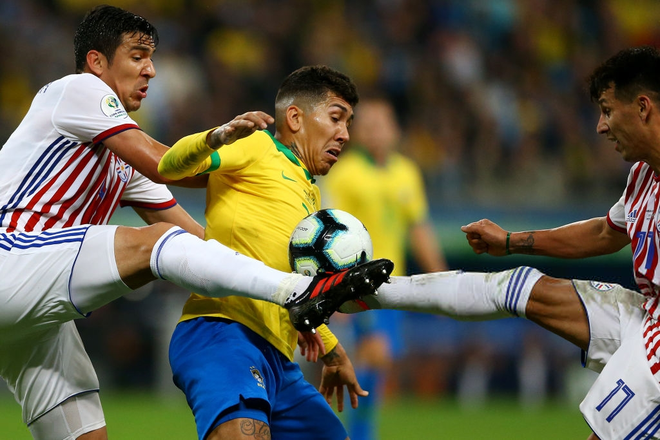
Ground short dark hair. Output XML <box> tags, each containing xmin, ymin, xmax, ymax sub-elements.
<box><xmin>73</xmin><ymin>5</ymin><xmax>159</xmax><ymax>73</ymax></box>
<box><xmin>275</xmin><ymin>65</ymin><xmax>359</xmax><ymax>110</ymax></box>
<box><xmin>588</xmin><ymin>46</ymin><xmax>660</xmax><ymax>103</ymax></box>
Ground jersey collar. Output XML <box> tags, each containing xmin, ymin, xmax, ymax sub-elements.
<box><xmin>266</xmin><ymin>131</ymin><xmax>315</xmax><ymax>183</ymax></box>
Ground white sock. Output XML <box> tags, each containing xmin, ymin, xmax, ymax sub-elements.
<box><xmin>372</xmin><ymin>267</ymin><xmax>543</xmax><ymax>319</ymax></box>
<box><xmin>150</xmin><ymin>227</ymin><xmax>308</xmax><ymax>305</ymax></box>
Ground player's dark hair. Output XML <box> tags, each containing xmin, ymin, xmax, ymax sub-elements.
<box><xmin>276</xmin><ymin>65</ymin><xmax>359</xmax><ymax>109</ymax></box>
<box><xmin>588</xmin><ymin>46</ymin><xmax>660</xmax><ymax>103</ymax></box>
<box><xmin>73</xmin><ymin>5</ymin><xmax>159</xmax><ymax>73</ymax></box>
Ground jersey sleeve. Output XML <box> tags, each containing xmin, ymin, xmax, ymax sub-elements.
<box><xmin>214</xmin><ymin>131</ymin><xmax>271</xmax><ymax>173</ymax></box>
<box><xmin>52</xmin><ymin>74</ymin><xmax>140</xmax><ymax>144</ymax></box>
<box><xmin>158</xmin><ymin>128</ymin><xmax>218</xmax><ymax>179</ymax></box>
<box><xmin>607</xmin><ymin>192</ymin><xmax>627</xmax><ymax>233</ymax></box>
<box><xmin>607</xmin><ymin>165</ymin><xmax>636</xmax><ymax>234</ymax></box>
<box><xmin>119</xmin><ymin>169</ymin><xmax>177</xmax><ymax>210</ymax></box>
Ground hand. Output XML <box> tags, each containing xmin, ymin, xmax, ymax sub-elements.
<box><xmin>318</xmin><ymin>343</ymin><xmax>368</xmax><ymax>412</ymax></box>
<box><xmin>460</xmin><ymin>219</ymin><xmax>509</xmax><ymax>256</ymax></box>
<box><xmin>208</xmin><ymin>111</ymin><xmax>274</xmax><ymax>148</ymax></box>
<box><xmin>298</xmin><ymin>331</ymin><xmax>326</xmax><ymax>363</ymax></box>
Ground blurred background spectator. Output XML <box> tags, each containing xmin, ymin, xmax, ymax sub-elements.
<box><xmin>0</xmin><ymin>0</ymin><xmax>648</xmax><ymax>414</ymax></box>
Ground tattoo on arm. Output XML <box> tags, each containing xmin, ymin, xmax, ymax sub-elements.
<box><xmin>239</xmin><ymin>419</ymin><xmax>271</xmax><ymax>440</ymax></box>
<box><xmin>519</xmin><ymin>232</ymin><xmax>536</xmax><ymax>255</ymax></box>
<box><xmin>323</xmin><ymin>346</ymin><xmax>340</xmax><ymax>363</ymax></box>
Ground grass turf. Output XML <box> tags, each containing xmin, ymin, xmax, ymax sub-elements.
<box><xmin>0</xmin><ymin>393</ymin><xmax>590</xmax><ymax>439</ymax></box>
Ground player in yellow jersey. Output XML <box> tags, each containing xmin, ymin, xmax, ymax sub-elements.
<box><xmin>323</xmin><ymin>97</ymin><xmax>448</xmax><ymax>440</ymax></box>
<box><xmin>159</xmin><ymin>66</ymin><xmax>393</xmax><ymax>440</ymax></box>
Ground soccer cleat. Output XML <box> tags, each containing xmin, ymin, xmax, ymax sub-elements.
<box><xmin>285</xmin><ymin>258</ymin><xmax>394</xmax><ymax>332</ymax></box>
<box><xmin>337</xmin><ymin>294</ymin><xmax>383</xmax><ymax>313</ymax></box>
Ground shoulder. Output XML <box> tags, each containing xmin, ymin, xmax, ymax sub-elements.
<box><xmin>229</xmin><ymin>130</ymin><xmax>274</xmax><ymax>158</ymax></box>
<box><xmin>233</xmin><ymin>130</ymin><xmax>272</xmax><ymax>149</ymax></box>
<box><xmin>61</xmin><ymin>73</ymin><xmax>112</xmax><ymax>91</ymax></box>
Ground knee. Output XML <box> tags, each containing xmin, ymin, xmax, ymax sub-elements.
<box><xmin>115</xmin><ymin>223</ymin><xmax>179</xmax><ymax>257</ymax></box>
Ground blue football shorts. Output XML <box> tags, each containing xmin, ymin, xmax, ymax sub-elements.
<box><xmin>169</xmin><ymin>317</ymin><xmax>348</xmax><ymax>440</ymax></box>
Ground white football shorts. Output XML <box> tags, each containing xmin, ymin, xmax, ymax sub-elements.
<box><xmin>574</xmin><ymin>279</ymin><xmax>660</xmax><ymax>439</ymax></box>
<box><xmin>0</xmin><ymin>225</ymin><xmax>130</xmax><ymax>429</ymax></box>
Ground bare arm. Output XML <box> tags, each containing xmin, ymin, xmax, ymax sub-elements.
<box><xmin>461</xmin><ymin>217</ymin><xmax>630</xmax><ymax>259</ymax></box>
<box><xmin>132</xmin><ymin>205</ymin><xmax>204</xmax><ymax>239</ymax></box>
<box><xmin>409</xmin><ymin>221</ymin><xmax>449</xmax><ymax>272</ymax></box>
<box><xmin>102</xmin><ymin>129</ymin><xmax>207</xmax><ymax>187</ymax></box>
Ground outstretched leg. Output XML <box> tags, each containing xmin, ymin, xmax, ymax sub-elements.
<box><xmin>342</xmin><ymin>267</ymin><xmax>590</xmax><ymax>350</ymax></box>
<box><xmin>72</xmin><ymin>224</ymin><xmax>393</xmax><ymax>329</ymax></box>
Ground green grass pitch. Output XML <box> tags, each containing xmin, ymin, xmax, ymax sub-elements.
<box><xmin>0</xmin><ymin>393</ymin><xmax>591</xmax><ymax>439</ymax></box>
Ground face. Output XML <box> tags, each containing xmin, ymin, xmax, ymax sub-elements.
<box><xmin>596</xmin><ymin>86</ymin><xmax>648</xmax><ymax>163</ymax></box>
<box><xmin>295</xmin><ymin>93</ymin><xmax>354</xmax><ymax>176</ymax></box>
<box><xmin>353</xmin><ymin>100</ymin><xmax>400</xmax><ymax>162</ymax></box>
<box><xmin>98</xmin><ymin>33</ymin><xmax>156</xmax><ymax>112</ymax></box>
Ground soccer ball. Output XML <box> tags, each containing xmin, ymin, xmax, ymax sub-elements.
<box><xmin>289</xmin><ymin>209</ymin><xmax>373</xmax><ymax>276</ymax></box>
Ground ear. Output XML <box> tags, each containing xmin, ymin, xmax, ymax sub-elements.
<box><xmin>638</xmin><ymin>95</ymin><xmax>652</xmax><ymax>122</ymax></box>
<box><xmin>85</xmin><ymin>50</ymin><xmax>106</xmax><ymax>76</ymax></box>
<box><xmin>285</xmin><ymin>105</ymin><xmax>303</xmax><ymax>133</ymax></box>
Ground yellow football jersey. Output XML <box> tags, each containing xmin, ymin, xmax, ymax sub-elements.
<box><xmin>322</xmin><ymin>148</ymin><xmax>429</xmax><ymax>276</ymax></box>
<box><xmin>166</xmin><ymin>130</ymin><xmax>323</xmax><ymax>360</ymax></box>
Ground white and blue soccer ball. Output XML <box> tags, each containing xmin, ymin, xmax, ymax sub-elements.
<box><xmin>289</xmin><ymin>209</ymin><xmax>373</xmax><ymax>276</ymax></box>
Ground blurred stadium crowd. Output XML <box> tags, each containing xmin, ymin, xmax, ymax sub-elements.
<box><xmin>4</xmin><ymin>0</ymin><xmax>660</xmax><ymax>207</ymax></box>
<box><xmin>1</xmin><ymin>0</ymin><xmax>657</xmax><ymax>406</ymax></box>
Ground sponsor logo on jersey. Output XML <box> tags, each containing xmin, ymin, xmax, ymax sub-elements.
<box><xmin>590</xmin><ymin>281</ymin><xmax>615</xmax><ymax>291</ymax></box>
<box><xmin>250</xmin><ymin>366</ymin><xmax>265</xmax><ymax>389</ymax></box>
<box><xmin>100</xmin><ymin>94</ymin><xmax>128</xmax><ymax>119</ymax></box>
<box><xmin>115</xmin><ymin>159</ymin><xmax>131</xmax><ymax>182</ymax></box>
<box><xmin>626</xmin><ymin>209</ymin><xmax>638</xmax><ymax>223</ymax></box>
<box><xmin>282</xmin><ymin>171</ymin><xmax>296</xmax><ymax>182</ymax></box>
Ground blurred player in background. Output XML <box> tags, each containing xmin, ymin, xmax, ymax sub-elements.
<box><xmin>0</xmin><ymin>6</ymin><xmax>388</xmax><ymax>440</ymax></box>
<box><xmin>323</xmin><ymin>97</ymin><xmax>448</xmax><ymax>440</ymax></box>
<box><xmin>159</xmin><ymin>65</ymin><xmax>393</xmax><ymax>440</ymax></box>
<box><xmin>339</xmin><ymin>47</ymin><xmax>660</xmax><ymax>440</ymax></box>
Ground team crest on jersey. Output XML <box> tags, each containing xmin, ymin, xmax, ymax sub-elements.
<box><xmin>590</xmin><ymin>281</ymin><xmax>615</xmax><ymax>291</ymax></box>
<box><xmin>100</xmin><ymin>94</ymin><xmax>128</xmax><ymax>119</ymax></box>
<box><xmin>115</xmin><ymin>159</ymin><xmax>131</xmax><ymax>182</ymax></box>
<box><xmin>250</xmin><ymin>366</ymin><xmax>265</xmax><ymax>389</ymax></box>
<box><xmin>303</xmin><ymin>189</ymin><xmax>318</xmax><ymax>211</ymax></box>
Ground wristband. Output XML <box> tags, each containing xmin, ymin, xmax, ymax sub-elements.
<box><xmin>505</xmin><ymin>232</ymin><xmax>512</xmax><ymax>255</ymax></box>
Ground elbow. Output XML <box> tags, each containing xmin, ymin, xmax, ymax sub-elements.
<box><xmin>149</xmin><ymin>168</ymin><xmax>175</xmax><ymax>184</ymax></box>
<box><xmin>156</xmin><ymin>161</ymin><xmax>178</xmax><ymax>181</ymax></box>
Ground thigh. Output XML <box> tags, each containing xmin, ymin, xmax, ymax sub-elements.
<box><xmin>0</xmin><ymin>226</ymin><xmax>91</xmax><ymax>335</ymax></box>
<box><xmin>28</xmin><ymin>391</ymin><xmax>106</xmax><ymax>440</ymax></box>
<box><xmin>580</xmin><ymin>317</ymin><xmax>660</xmax><ymax>440</ymax></box>
<box><xmin>169</xmin><ymin>318</ymin><xmax>273</xmax><ymax>440</ymax></box>
<box><xmin>572</xmin><ymin>280</ymin><xmax>646</xmax><ymax>373</ymax></box>
<box><xmin>525</xmin><ymin>276</ymin><xmax>591</xmax><ymax>351</ymax></box>
<box><xmin>0</xmin><ymin>321</ymin><xmax>99</xmax><ymax>425</ymax></box>
<box><xmin>69</xmin><ymin>225</ymin><xmax>131</xmax><ymax>314</ymax></box>
<box><xmin>270</xmin><ymin>360</ymin><xmax>347</xmax><ymax>440</ymax></box>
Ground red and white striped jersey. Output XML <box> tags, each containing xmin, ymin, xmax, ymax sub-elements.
<box><xmin>608</xmin><ymin>161</ymin><xmax>660</xmax><ymax>319</ymax></box>
<box><xmin>0</xmin><ymin>73</ymin><xmax>175</xmax><ymax>233</ymax></box>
